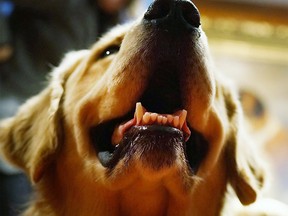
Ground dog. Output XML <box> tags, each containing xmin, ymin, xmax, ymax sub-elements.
<box><xmin>1</xmin><ymin>0</ymin><xmax>282</xmax><ymax>215</ymax></box>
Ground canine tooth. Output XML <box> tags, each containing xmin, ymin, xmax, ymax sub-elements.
<box><xmin>179</xmin><ymin>110</ymin><xmax>187</xmax><ymax>128</ymax></box>
<box><xmin>167</xmin><ymin>115</ymin><xmax>173</xmax><ymax>124</ymax></box>
<box><xmin>151</xmin><ymin>113</ymin><xmax>157</xmax><ymax>122</ymax></box>
<box><xmin>135</xmin><ymin>102</ymin><xmax>144</xmax><ymax>125</ymax></box>
<box><xmin>143</xmin><ymin>113</ymin><xmax>151</xmax><ymax>124</ymax></box>
<box><xmin>173</xmin><ymin>116</ymin><xmax>180</xmax><ymax>128</ymax></box>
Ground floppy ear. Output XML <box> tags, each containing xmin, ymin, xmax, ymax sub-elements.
<box><xmin>0</xmin><ymin>87</ymin><xmax>61</xmax><ymax>183</ymax></box>
<box><xmin>223</xmin><ymin>88</ymin><xmax>266</xmax><ymax>206</ymax></box>
<box><xmin>0</xmin><ymin>50</ymin><xmax>88</xmax><ymax>183</ymax></box>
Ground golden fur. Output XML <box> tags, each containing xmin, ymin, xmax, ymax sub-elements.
<box><xmin>1</xmin><ymin>5</ymin><xmax>284</xmax><ymax>215</ymax></box>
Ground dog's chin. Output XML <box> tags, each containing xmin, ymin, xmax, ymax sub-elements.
<box><xmin>104</xmin><ymin>125</ymin><xmax>185</xmax><ymax>171</ymax></box>
<box><xmin>90</xmin><ymin>114</ymin><xmax>209</xmax><ymax>177</ymax></box>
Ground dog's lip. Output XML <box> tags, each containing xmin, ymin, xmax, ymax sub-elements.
<box><xmin>102</xmin><ymin>125</ymin><xmax>186</xmax><ymax>169</ymax></box>
<box><xmin>90</xmin><ymin>103</ymin><xmax>208</xmax><ymax>173</ymax></box>
<box><xmin>111</xmin><ymin>102</ymin><xmax>191</xmax><ymax>146</ymax></box>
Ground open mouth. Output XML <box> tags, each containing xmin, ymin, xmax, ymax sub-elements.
<box><xmin>90</xmin><ymin>102</ymin><xmax>209</xmax><ymax>175</ymax></box>
<box><xmin>90</xmin><ymin>36</ymin><xmax>208</xmax><ymax>174</ymax></box>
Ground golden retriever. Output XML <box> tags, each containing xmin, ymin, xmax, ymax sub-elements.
<box><xmin>1</xmin><ymin>0</ymin><xmax>286</xmax><ymax>215</ymax></box>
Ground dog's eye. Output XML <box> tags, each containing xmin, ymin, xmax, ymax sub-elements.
<box><xmin>99</xmin><ymin>45</ymin><xmax>120</xmax><ymax>59</ymax></box>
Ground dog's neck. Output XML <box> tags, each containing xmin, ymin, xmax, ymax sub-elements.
<box><xmin>25</xmin><ymin>160</ymin><xmax>228</xmax><ymax>216</ymax></box>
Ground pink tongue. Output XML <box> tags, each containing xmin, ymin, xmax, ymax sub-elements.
<box><xmin>112</xmin><ymin>103</ymin><xmax>191</xmax><ymax>145</ymax></box>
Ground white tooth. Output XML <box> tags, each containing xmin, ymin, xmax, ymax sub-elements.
<box><xmin>157</xmin><ymin>116</ymin><xmax>163</xmax><ymax>124</ymax></box>
<box><xmin>162</xmin><ymin>116</ymin><xmax>168</xmax><ymax>125</ymax></box>
<box><xmin>179</xmin><ymin>110</ymin><xmax>187</xmax><ymax>128</ymax></box>
<box><xmin>143</xmin><ymin>112</ymin><xmax>151</xmax><ymax>124</ymax></box>
<box><xmin>173</xmin><ymin>116</ymin><xmax>180</xmax><ymax>128</ymax></box>
<box><xmin>135</xmin><ymin>102</ymin><xmax>144</xmax><ymax>125</ymax></box>
<box><xmin>167</xmin><ymin>115</ymin><xmax>173</xmax><ymax>124</ymax></box>
<box><xmin>151</xmin><ymin>113</ymin><xmax>157</xmax><ymax>122</ymax></box>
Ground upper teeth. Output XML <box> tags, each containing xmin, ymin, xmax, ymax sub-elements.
<box><xmin>111</xmin><ymin>103</ymin><xmax>191</xmax><ymax>145</ymax></box>
<box><xmin>135</xmin><ymin>102</ymin><xmax>187</xmax><ymax>130</ymax></box>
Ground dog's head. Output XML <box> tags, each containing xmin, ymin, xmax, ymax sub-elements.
<box><xmin>0</xmin><ymin>0</ymin><xmax>265</xmax><ymax>214</ymax></box>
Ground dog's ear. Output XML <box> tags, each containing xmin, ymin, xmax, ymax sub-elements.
<box><xmin>225</xmin><ymin>133</ymin><xmax>265</xmax><ymax>205</ymax></box>
<box><xmin>0</xmin><ymin>87</ymin><xmax>61</xmax><ymax>183</ymax></box>
<box><xmin>0</xmin><ymin>51</ymin><xmax>88</xmax><ymax>183</ymax></box>
<box><xmin>224</xmin><ymin>89</ymin><xmax>266</xmax><ymax>206</ymax></box>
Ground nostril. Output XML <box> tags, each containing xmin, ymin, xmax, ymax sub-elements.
<box><xmin>144</xmin><ymin>1</ymin><xmax>171</xmax><ymax>21</ymax></box>
<box><xmin>179</xmin><ymin>1</ymin><xmax>201</xmax><ymax>28</ymax></box>
<box><xmin>143</xmin><ymin>0</ymin><xmax>201</xmax><ymax>31</ymax></box>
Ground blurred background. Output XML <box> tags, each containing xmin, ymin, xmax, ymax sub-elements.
<box><xmin>0</xmin><ymin>0</ymin><xmax>287</xmax><ymax>215</ymax></box>
<box><xmin>189</xmin><ymin>0</ymin><xmax>288</xmax><ymax>204</ymax></box>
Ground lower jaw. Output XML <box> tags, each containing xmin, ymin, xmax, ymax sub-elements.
<box><xmin>99</xmin><ymin>126</ymin><xmax>196</xmax><ymax>177</ymax></box>
<box><xmin>90</xmin><ymin>118</ymin><xmax>209</xmax><ymax>175</ymax></box>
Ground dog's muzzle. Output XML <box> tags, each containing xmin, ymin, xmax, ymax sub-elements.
<box><xmin>90</xmin><ymin>0</ymin><xmax>208</xmax><ymax>175</ymax></box>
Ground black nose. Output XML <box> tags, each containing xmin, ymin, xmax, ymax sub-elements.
<box><xmin>144</xmin><ymin>0</ymin><xmax>201</xmax><ymax>31</ymax></box>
